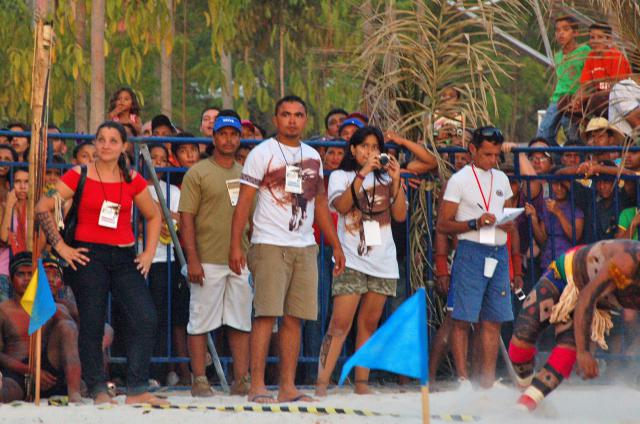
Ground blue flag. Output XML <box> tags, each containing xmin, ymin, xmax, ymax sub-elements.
<box><xmin>20</xmin><ymin>259</ymin><xmax>56</xmax><ymax>335</ymax></box>
<box><xmin>339</xmin><ymin>288</ymin><xmax>429</xmax><ymax>385</ymax></box>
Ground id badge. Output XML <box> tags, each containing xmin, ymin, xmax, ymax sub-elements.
<box><xmin>226</xmin><ymin>178</ymin><xmax>240</xmax><ymax>206</ymax></box>
<box><xmin>285</xmin><ymin>165</ymin><xmax>303</xmax><ymax>194</ymax></box>
<box><xmin>363</xmin><ymin>220</ymin><xmax>382</xmax><ymax>246</ymax></box>
<box><xmin>98</xmin><ymin>200</ymin><xmax>121</xmax><ymax>229</ymax></box>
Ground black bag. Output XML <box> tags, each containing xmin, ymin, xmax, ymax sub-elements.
<box><xmin>62</xmin><ymin>166</ymin><xmax>87</xmax><ymax>245</ymax></box>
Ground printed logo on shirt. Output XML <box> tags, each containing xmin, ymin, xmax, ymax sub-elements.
<box><xmin>496</xmin><ymin>189</ymin><xmax>504</xmax><ymax>197</ymax></box>
<box><xmin>261</xmin><ymin>157</ymin><xmax>323</xmax><ymax>231</ymax></box>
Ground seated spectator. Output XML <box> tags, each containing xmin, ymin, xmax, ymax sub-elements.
<box><xmin>574</xmin><ymin>22</ymin><xmax>631</xmax><ymax>116</ymax></box>
<box><xmin>7</xmin><ymin>123</ymin><xmax>29</xmax><ymax>162</ymax></box>
<box><xmin>338</xmin><ymin>117</ymin><xmax>365</xmax><ymax>143</ymax></box>
<box><xmin>240</xmin><ymin>120</ymin><xmax>258</xmax><ymax>140</ymax></box>
<box><xmin>608</xmin><ymin>65</ymin><xmax>640</xmax><ymax>136</ymax></box>
<box><xmin>0</xmin><ymin>129</ymin><xmax>9</xmax><ymax>145</ymax></box>
<box><xmin>71</xmin><ymin>141</ymin><xmax>96</xmax><ymax>166</ymax></box>
<box><xmin>0</xmin><ymin>168</ymin><xmax>29</xmax><ymax>256</ymax></box>
<box><xmin>48</xmin><ymin>124</ymin><xmax>68</xmax><ymax>158</ymax></box>
<box><xmin>107</xmin><ymin>87</ymin><xmax>142</xmax><ymax>135</ymax></box>
<box><xmin>324</xmin><ymin>108</ymin><xmax>348</xmax><ymax>139</ymax></box>
<box><xmin>172</xmin><ymin>132</ymin><xmax>200</xmax><ymax>170</ymax></box>
<box><xmin>525</xmin><ymin>169</ymin><xmax>584</xmax><ymax>270</ymax></box>
<box><xmin>537</xmin><ymin>15</ymin><xmax>590</xmax><ymax>145</ymax></box>
<box><xmin>235</xmin><ymin>145</ymin><xmax>251</xmax><ymax>165</ymax></box>
<box><xmin>199</xmin><ymin>106</ymin><xmax>220</xmax><ymax>155</ymax></box>
<box><xmin>0</xmin><ymin>252</ymin><xmax>81</xmax><ymax>403</ymax></box>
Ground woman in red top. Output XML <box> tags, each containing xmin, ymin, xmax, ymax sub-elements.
<box><xmin>36</xmin><ymin>121</ymin><xmax>164</xmax><ymax>405</ymax></box>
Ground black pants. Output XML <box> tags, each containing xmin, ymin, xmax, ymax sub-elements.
<box><xmin>68</xmin><ymin>242</ymin><xmax>157</xmax><ymax>397</ymax></box>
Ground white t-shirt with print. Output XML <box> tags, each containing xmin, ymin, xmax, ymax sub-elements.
<box><xmin>144</xmin><ymin>182</ymin><xmax>181</xmax><ymax>263</ymax></box>
<box><xmin>240</xmin><ymin>137</ymin><xmax>324</xmax><ymax>247</ymax></box>
<box><xmin>328</xmin><ymin>170</ymin><xmax>399</xmax><ymax>279</ymax></box>
<box><xmin>609</xmin><ymin>78</ymin><xmax>640</xmax><ymax>136</ymax></box>
<box><xmin>443</xmin><ymin>164</ymin><xmax>513</xmax><ymax>246</ymax></box>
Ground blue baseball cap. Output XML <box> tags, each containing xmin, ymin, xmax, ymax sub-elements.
<box><xmin>338</xmin><ymin>117</ymin><xmax>365</xmax><ymax>133</ymax></box>
<box><xmin>214</xmin><ymin>116</ymin><xmax>242</xmax><ymax>133</ymax></box>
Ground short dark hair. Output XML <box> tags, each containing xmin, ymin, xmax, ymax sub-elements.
<box><xmin>6</xmin><ymin>122</ymin><xmax>29</xmax><ymax>142</ymax></box>
<box><xmin>47</xmin><ymin>124</ymin><xmax>61</xmax><ymax>132</ymax></box>
<box><xmin>527</xmin><ymin>137</ymin><xmax>551</xmax><ymax>147</ymax></box>
<box><xmin>555</xmin><ymin>15</ymin><xmax>578</xmax><ymax>30</ymax></box>
<box><xmin>471</xmin><ymin>126</ymin><xmax>504</xmax><ymax>147</ymax></box>
<box><xmin>274</xmin><ymin>95</ymin><xmax>307</xmax><ymax>116</ymax></box>
<box><xmin>200</xmin><ymin>106</ymin><xmax>220</xmax><ymax>121</ymax></box>
<box><xmin>73</xmin><ymin>141</ymin><xmax>95</xmax><ymax>159</ymax></box>
<box><xmin>172</xmin><ymin>132</ymin><xmax>198</xmax><ymax>157</ymax></box>
<box><xmin>589</xmin><ymin>21</ymin><xmax>612</xmax><ymax>34</ymax></box>
<box><xmin>324</xmin><ymin>108</ymin><xmax>348</xmax><ymax>130</ymax></box>
<box><xmin>0</xmin><ymin>145</ymin><xmax>18</xmax><ymax>162</ymax></box>
<box><xmin>10</xmin><ymin>251</ymin><xmax>32</xmax><ymax>278</ymax></box>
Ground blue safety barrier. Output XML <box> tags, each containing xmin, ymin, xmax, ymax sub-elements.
<box><xmin>1</xmin><ymin>129</ymin><xmax>638</xmax><ymax>379</ymax></box>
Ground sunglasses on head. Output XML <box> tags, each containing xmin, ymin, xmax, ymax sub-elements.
<box><xmin>474</xmin><ymin>126</ymin><xmax>504</xmax><ymax>143</ymax></box>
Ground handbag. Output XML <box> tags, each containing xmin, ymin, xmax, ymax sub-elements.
<box><xmin>62</xmin><ymin>166</ymin><xmax>87</xmax><ymax>245</ymax></box>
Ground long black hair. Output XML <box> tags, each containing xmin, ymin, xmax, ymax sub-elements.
<box><xmin>339</xmin><ymin>125</ymin><xmax>386</xmax><ymax>182</ymax></box>
<box><xmin>95</xmin><ymin>121</ymin><xmax>132</xmax><ymax>183</ymax></box>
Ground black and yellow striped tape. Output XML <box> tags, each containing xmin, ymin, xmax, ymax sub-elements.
<box><xmin>46</xmin><ymin>397</ymin><xmax>481</xmax><ymax>421</ymax></box>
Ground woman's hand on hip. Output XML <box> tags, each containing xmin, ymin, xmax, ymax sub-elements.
<box><xmin>55</xmin><ymin>243</ymin><xmax>90</xmax><ymax>271</ymax></box>
<box><xmin>134</xmin><ymin>250</ymin><xmax>154</xmax><ymax>278</ymax></box>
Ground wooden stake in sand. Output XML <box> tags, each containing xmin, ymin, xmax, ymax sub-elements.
<box><xmin>26</xmin><ymin>18</ymin><xmax>54</xmax><ymax>407</ymax></box>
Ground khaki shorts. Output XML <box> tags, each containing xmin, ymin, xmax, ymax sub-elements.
<box><xmin>332</xmin><ymin>267</ymin><xmax>397</xmax><ymax>297</ymax></box>
<box><xmin>247</xmin><ymin>243</ymin><xmax>318</xmax><ymax>320</ymax></box>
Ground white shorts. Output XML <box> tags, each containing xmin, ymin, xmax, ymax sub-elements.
<box><xmin>187</xmin><ymin>263</ymin><xmax>253</xmax><ymax>335</ymax></box>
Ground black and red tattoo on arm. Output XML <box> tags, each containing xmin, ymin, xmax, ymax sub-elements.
<box><xmin>36</xmin><ymin>211</ymin><xmax>62</xmax><ymax>249</ymax></box>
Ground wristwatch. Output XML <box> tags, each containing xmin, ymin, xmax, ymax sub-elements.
<box><xmin>467</xmin><ymin>219</ymin><xmax>478</xmax><ymax>230</ymax></box>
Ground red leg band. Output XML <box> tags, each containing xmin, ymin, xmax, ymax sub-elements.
<box><xmin>547</xmin><ymin>346</ymin><xmax>577</xmax><ymax>378</ymax></box>
<box><xmin>517</xmin><ymin>394</ymin><xmax>538</xmax><ymax>412</ymax></box>
<box><xmin>509</xmin><ymin>342</ymin><xmax>536</xmax><ymax>364</ymax></box>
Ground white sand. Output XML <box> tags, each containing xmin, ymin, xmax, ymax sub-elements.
<box><xmin>1</xmin><ymin>383</ymin><xmax>639</xmax><ymax>424</ymax></box>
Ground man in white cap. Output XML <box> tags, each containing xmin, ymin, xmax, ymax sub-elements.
<box><xmin>581</xmin><ymin>117</ymin><xmax>625</xmax><ymax>161</ymax></box>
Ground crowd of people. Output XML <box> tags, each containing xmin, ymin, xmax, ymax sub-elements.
<box><xmin>0</xmin><ymin>14</ymin><xmax>638</xmax><ymax>412</ymax></box>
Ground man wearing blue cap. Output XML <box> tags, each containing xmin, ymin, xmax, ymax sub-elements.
<box><xmin>338</xmin><ymin>117</ymin><xmax>365</xmax><ymax>143</ymax></box>
<box><xmin>179</xmin><ymin>110</ymin><xmax>253</xmax><ymax>397</ymax></box>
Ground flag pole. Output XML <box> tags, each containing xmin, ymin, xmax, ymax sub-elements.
<box><xmin>421</xmin><ymin>385</ymin><xmax>431</xmax><ymax>424</ymax></box>
<box><xmin>27</xmin><ymin>16</ymin><xmax>54</xmax><ymax>405</ymax></box>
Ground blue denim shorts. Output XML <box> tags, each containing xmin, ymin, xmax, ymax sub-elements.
<box><xmin>449</xmin><ymin>240</ymin><xmax>513</xmax><ymax>323</ymax></box>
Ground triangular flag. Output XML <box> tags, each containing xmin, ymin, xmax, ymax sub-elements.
<box><xmin>339</xmin><ymin>288</ymin><xmax>428</xmax><ymax>385</ymax></box>
<box><xmin>20</xmin><ymin>259</ymin><xmax>56</xmax><ymax>335</ymax></box>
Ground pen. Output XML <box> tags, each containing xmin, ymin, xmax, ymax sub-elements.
<box><xmin>477</xmin><ymin>203</ymin><xmax>484</xmax><ymax>210</ymax></box>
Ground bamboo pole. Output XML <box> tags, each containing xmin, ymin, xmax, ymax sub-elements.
<box><xmin>27</xmin><ymin>18</ymin><xmax>54</xmax><ymax>407</ymax></box>
<box><xmin>421</xmin><ymin>385</ymin><xmax>430</xmax><ymax>424</ymax></box>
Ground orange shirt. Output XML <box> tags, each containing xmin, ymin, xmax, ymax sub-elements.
<box><xmin>580</xmin><ymin>48</ymin><xmax>631</xmax><ymax>91</ymax></box>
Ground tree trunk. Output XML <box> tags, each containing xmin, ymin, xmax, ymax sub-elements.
<box><xmin>74</xmin><ymin>0</ymin><xmax>88</xmax><ymax>133</ymax></box>
<box><xmin>89</xmin><ymin>0</ymin><xmax>105</xmax><ymax>133</ymax></box>
<box><xmin>220</xmin><ymin>47</ymin><xmax>233</xmax><ymax>109</ymax></box>
<box><xmin>279</xmin><ymin>24</ymin><xmax>285</xmax><ymax>98</ymax></box>
<box><xmin>160</xmin><ymin>0</ymin><xmax>173</xmax><ymax>118</ymax></box>
<box><xmin>180</xmin><ymin>0</ymin><xmax>187</xmax><ymax>128</ymax></box>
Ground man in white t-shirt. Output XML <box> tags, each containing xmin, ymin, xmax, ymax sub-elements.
<box><xmin>437</xmin><ymin>126</ymin><xmax>520</xmax><ymax>389</ymax></box>
<box><xmin>229</xmin><ymin>95</ymin><xmax>345</xmax><ymax>403</ymax></box>
<box><xmin>608</xmin><ymin>72</ymin><xmax>640</xmax><ymax>136</ymax></box>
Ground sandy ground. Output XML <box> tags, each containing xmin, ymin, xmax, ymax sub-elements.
<box><xmin>2</xmin><ymin>382</ymin><xmax>640</xmax><ymax>424</ymax></box>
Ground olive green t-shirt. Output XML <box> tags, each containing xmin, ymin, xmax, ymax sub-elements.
<box><xmin>179</xmin><ymin>158</ymin><xmax>250</xmax><ymax>264</ymax></box>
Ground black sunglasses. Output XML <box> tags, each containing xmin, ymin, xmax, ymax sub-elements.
<box><xmin>474</xmin><ymin>126</ymin><xmax>504</xmax><ymax>143</ymax></box>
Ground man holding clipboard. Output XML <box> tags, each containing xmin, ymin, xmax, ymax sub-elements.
<box><xmin>436</xmin><ymin>126</ymin><xmax>521</xmax><ymax>388</ymax></box>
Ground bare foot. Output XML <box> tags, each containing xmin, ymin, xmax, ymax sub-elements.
<box><xmin>125</xmin><ymin>392</ymin><xmax>169</xmax><ymax>406</ymax></box>
<box><xmin>68</xmin><ymin>392</ymin><xmax>83</xmax><ymax>403</ymax></box>
<box><xmin>315</xmin><ymin>382</ymin><xmax>329</xmax><ymax>397</ymax></box>
<box><xmin>94</xmin><ymin>392</ymin><xmax>117</xmax><ymax>405</ymax></box>
<box><xmin>354</xmin><ymin>382</ymin><xmax>373</xmax><ymax>395</ymax></box>
<box><xmin>278</xmin><ymin>390</ymin><xmax>316</xmax><ymax>403</ymax></box>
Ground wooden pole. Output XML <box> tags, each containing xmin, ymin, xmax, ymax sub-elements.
<box><xmin>421</xmin><ymin>385</ymin><xmax>431</xmax><ymax>424</ymax></box>
<box><xmin>27</xmin><ymin>18</ymin><xmax>53</xmax><ymax>406</ymax></box>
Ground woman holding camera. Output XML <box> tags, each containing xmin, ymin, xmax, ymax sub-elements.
<box><xmin>35</xmin><ymin>121</ymin><xmax>165</xmax><ymax>405</ymax></box>
<box><xmin>315</xmin><ymin>126</ymin><xmax>406</xmax><ymax>396</ymax></box>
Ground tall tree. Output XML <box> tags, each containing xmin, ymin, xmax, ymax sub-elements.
<box><xmin>160</xmin><ymin>0</ymin><xmax>174</xmax><ymax>117</ymax></box>
<box><xmin>74</xmin><ymin>0</ymin><xmax>88</xmax><ymax>133</ymax></box>
<box><xmin>90</xmin><ymin>0</ymin><xmax>105</xmax><ymax>132</ymax></box>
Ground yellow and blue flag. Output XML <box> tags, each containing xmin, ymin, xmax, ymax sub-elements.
<box><xmin>20</xmin><ymin>259</ymin><xmax>56</xmax><ymax>335</ymax></box>
<box><xmin>339</xmin><ymin>288</ymin><xmax>428</xmax><ymax>385</ymax></box>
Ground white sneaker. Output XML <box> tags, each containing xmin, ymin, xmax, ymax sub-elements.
<box><xmin>166</xmin><ymin>371</ymin><xmax>180</xmax><ymax>386</ymax></box>
<box><xmin>457</xmin><ymin>378</ymin><xmax>473</xmax><ymax>392</ymax></box>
